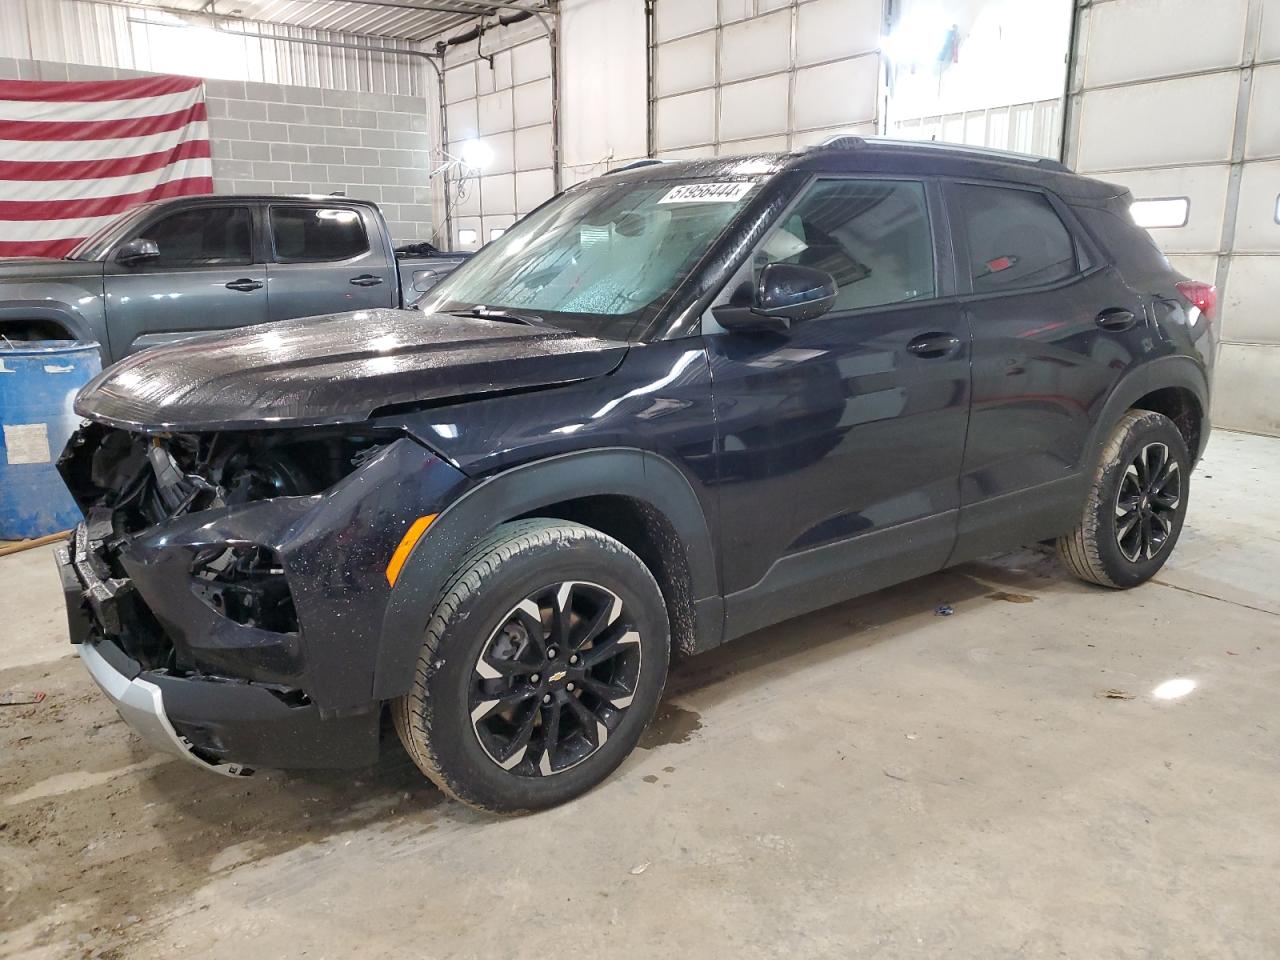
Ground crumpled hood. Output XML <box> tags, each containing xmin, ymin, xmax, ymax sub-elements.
<box><xmin>0</xmin><ymin>256</ymin><xmax>104</xmax><ymax>280</ymax></box>
<box><xmin>75</xmin><ymin>307</ymin><xmax>629</xmax><ymax>432</ymax></box>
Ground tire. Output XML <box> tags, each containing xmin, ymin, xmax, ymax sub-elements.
<box><xmin>393</xmin><ymin>519</ymin><xmax>670</xmax><ymax>813</ymax></box>
<box><xmin>1058</xmin><ymin>409</ymin><xmax>1190</xmax><ymax>589</ymax></box>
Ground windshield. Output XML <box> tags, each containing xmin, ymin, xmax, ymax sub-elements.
<box><xmin>419</xmin><ymin>177</ymin><xmax>763</xmax><ymax>340</ymax></box>
<box><xmin>65</xmin><ymin>205</ymin><xmax>155</xmax><ymax>261</ymax></box>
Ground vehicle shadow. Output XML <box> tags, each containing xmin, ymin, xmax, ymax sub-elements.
<box><xmin>661</xmin><ymin>544</ymin><xmax>1063</xmax><ymax>711</ymax></box>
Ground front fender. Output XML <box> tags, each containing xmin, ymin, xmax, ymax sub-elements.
<box><xmin>373</xmin><ymin>447</ymin><xmax>720</xmax><ymax>701</ymax></box>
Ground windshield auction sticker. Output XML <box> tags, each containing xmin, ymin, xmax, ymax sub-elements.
<box><xmin>658</xmin><ymin>182</ymin><xmax>755</xmax><ymax>204</ymax></box>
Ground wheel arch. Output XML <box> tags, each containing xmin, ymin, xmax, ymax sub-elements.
<box><xmin>1088</xmin><ymin>356</ymin><xmax>1210</xmax><ymax>466</ymax></box>
<box><xmin>512</xmin><ymin>493</ymin><xmax>700</xmax><ymax>662</ymax></box>
<box><xmin>0</xmin><ymin>305</ymin><xmax>79</xmax><ymax>340</ymax></box>
<box><xmin>0</xmin><ymin>303</ymin><xmax>86</xmax><ymax>341</ymax></box>
<box><xmin>1129</xmin><ymin>385</ymin><xmax>1204</xmax><ymax>460</ymax></box>
<box><xmin>373</xmin><ymin>448</ymin><xmax>721</xmax><ymax>701</ymax></box>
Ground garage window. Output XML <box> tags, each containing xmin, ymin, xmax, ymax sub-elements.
<box><xmin>951</xmin><ymin>184</ymin><xmax>1077</xmax><ymax>293</ymax></box>
<box><xmin>755</xmin><ymin>179</ymin><xmax>935</xmax><ymax>311</ymax></box>
<box><xmin>271</xmin><ymin>207</ymin><xmax>369</xmax><ymax>263</ymax></box>
<box><xmin>136</xmin><ymin>206</ymin><xmax>252</xmax><ymax>268</ymax></box>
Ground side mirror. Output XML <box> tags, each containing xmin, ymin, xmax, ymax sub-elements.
<box><xmin>713</xmin><ymin>262</ymin><xmax>837</xmax><ymax>334</ymax></box>
<box><xmin>117</xmin><ymin>238</ymin><xmax>160</xmax><ymax>266</ymax></box>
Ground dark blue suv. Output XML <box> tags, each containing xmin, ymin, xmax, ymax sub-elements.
<box><xmin>56</xmin><ymin>138</ymin><xmax>1215</xmax><ymax>811</ymax></box>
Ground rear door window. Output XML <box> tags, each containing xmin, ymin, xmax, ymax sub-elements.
<box><xmin>270</xmin><ymin>206</ymin><xmax>370</xmax><ymax>262</ymax></box>
<box><xmin>950</xmin><ymin>183</ymin><xmax>1078</xmax><ymax>293</ymax></box>
<box><xmin>135</xmin><ymin>206</ymin><xmax>253</xmax><ymax>267</ymax></box>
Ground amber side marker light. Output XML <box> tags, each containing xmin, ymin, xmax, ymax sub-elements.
<box><xmin>386</xmin><ymin>514</ymin><xmax>438</xmax><ymax>587</ymax></box>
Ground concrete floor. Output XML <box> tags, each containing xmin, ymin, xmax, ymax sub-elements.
<box><xmin>2</xmin><ymin>430</ymin><xmax>1278</xmax><ymax>960</ymax></box>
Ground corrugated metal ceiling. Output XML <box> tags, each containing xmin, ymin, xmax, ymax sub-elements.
<box><xmin>132</xmin><ymin>0</ymin><xmax>543</xmax><ymax>42</ymax></box>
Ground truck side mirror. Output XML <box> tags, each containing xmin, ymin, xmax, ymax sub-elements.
<box><xmin>713</xmin><ymin>262</ymin><xmax>838</xmax><ymax>334</ymax></box>
<box><xmin>117</xmin><ymin>238</ymin><xmax>160</xmax><ymax>266</ymax></box>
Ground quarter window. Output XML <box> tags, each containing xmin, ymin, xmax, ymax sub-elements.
<box><xmin>271</xmin><ymin>206</ymin><xmax>369</xmax><ymax>262</ymax></box>
<box><xmin>755</xmin><ymin>179</ymin><xmax>935</xmax><ymax>311</ymax></box>
<box><xmin>951</xmin><ymin>183</ymin><xmax>1077</xmax><ymax>293</ymax></box>
<box><xmin>135</xmin><ymin>206</ymin><xmax>252</xmax><ymax>267</ymax></box>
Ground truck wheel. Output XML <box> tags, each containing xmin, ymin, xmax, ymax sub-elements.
<box><xmin>1058</xmin><ymin>409</ymin><xmax>1190</xmax><ymax>589</ymax></box>
<box><xmin>393</xmin><ymin>519</ymin><xmax>670</xmax><ymax>813</ymax></box>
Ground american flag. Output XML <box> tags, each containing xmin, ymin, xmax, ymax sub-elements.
<box><xmin>0</xmin><ymin>75</ymin><xmax>213</xmax><ymax>259</ymax></box>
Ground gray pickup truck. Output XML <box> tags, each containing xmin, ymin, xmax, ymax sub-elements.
<box><xmin>0</xmin><ymin>195</ymin><xmax>469</xmax><ymax>364</ymax></box>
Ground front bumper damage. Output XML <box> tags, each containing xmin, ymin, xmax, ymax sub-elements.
<box><xmin>56</xmin><ymin>428</ymin><xmax>469</xmax><ymax>775</ymax></box>
<box><xmin>74</xmin><ymin>606</ymin><xmax>249</xmax><ymax>777</ymax></box>
<box><xmin>57</xmin><ymin>527</ymin><xmax>381</xmax><ymax>775</ymax></box>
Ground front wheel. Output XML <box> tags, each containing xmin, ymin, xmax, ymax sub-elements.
<box><xmin>393</xmin><ymin>519</ymin><xmax>670</xmax><ymax>813</ymax></box>
<box><xmin>1058</xmin><ymin>409</ymin><xmax>1190</xmax><ymax>588</ymax></box>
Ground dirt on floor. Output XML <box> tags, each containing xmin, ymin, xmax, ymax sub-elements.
<box><xmin>1</xmin><ymin>640</ymin><xmax>729</xmax><ymax>958</ymax></box>
<box><xmin>0</xmin><ymin>650</ymin><xmax>446</xmax><ymax>958</ymax></box>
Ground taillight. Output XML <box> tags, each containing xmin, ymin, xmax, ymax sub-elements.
<box><xmin>1175</xmin><ymin>280</ymin><xmax>1217</xmax><ymax>321</ymax></box>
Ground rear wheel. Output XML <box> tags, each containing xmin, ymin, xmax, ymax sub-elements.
<box><xmin>393</xmin><ymin>519</ymin><xmax>669</xmax><ymax>813</ymax></box>
<box><xmin>1058</xmin><ymin>409</ymin><xmax>1190</xmax><ymax>588</ymax></box>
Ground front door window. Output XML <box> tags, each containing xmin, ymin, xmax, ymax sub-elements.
<box><xmin>754</xmin><ymin>178</ymin><xmax>935</xmax><ymax>312</ymax></box>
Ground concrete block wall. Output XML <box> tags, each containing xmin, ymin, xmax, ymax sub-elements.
<box><xmin>0</xmin><ymin>57</ymin><xmax>438</xmax><ymax>246</ymax></box>
<box><xmin>204</xmin><ymin>79</ymin><xmax>436</xmax><ymax>245</ymax></box>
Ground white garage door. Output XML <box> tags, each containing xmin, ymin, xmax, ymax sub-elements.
<box><xmin>651</xmin><ymin>0</ymin><xmax>884</xmax><ymax>159</ymax></box>
<box><xmin>1065</xmin><ymin>0</ymin><xmax>1280</xmax><ymax>436</ymax></box>
<box><xmin>442</xmin><ymin>25</ymin><xmax>557</xmax><ymax>250</ymax></box>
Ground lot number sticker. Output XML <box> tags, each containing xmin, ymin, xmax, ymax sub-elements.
<box><xmin>658</xmin><ymin>182</ymin><xmax>754</xmax><ymax>204</ymax></box>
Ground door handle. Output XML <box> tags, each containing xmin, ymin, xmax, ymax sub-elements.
<box><xmin>906</xmin><ymin>332</ymin><xmax>962</xmax><ymax>359</ymax></box>
<box><xmin>225</xmin><ymin>279</ymin><xmax>263</xmax><ymax>292</ymax></box>
<box><xmin>1095</xmin><ymin>307</ymin><xmax>1136</xmax><ymax>331</ymax></box>
<box><xmin>350</xmin><ymin>274</ymin><xmax>385</xmax><ymax>287</ymax></box>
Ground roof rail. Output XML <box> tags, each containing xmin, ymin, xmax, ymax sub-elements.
<box><xmin>809</xmin><ymin>135</ymin><xmax>1069</xmax><ymax>171</ymax></box>
<box><xmin>603</xmin><ymin>159</ymin><xmax>665</xmax><ymax>176</ymax></box>
<box><xmin>817</xmin><ymin>135</ymin><xmax>867</xmax><ymax>151</ymax></box>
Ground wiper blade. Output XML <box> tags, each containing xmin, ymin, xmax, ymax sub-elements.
<box><xmin>445</xmin><ymin>305</ymin><xmax>552</xmax><ymax>328</ymax></box>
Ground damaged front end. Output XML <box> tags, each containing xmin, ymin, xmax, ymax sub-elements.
<box><xmin>56</xmin><ymin>421</ymin><xmax>469</xmax><ymax>775</ymax></box>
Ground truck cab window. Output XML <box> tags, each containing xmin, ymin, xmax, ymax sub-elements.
<box><xmin>135</xmin><ymin>207</ymin><xmax>253</xmax><ymax>268</ymax></box>
<box><xmin>271</xmin><ymin>207</ymin><xmax>370</xmax><ymax>262</ymax></box>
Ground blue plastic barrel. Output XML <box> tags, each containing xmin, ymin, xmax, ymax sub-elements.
<box><xmin>0</xmin><ymin>341</ymin><xmax>102</xmax><ymax>539</ymax></box>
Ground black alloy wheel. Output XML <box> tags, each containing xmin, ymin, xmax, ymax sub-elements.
<box><xmin>469</xmin><ymin>581</ymin><xmax>643</xmax><ymax>777</ymax></box>
<box><xmin>1114</xmin><ymin>441</ymin><xmax>1181</xmax><ymax>563</ymax></box>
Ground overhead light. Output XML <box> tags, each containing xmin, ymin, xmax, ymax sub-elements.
<box><xmin>1130</xmin><ymin>197</ymin><xmax>1189</xmax><ymax>229</ymax></box>
<box><xmin>458</xmin><ymin>228</ymin><xmax>478</xmax><ymax>245</ymax></box>
<box><xmin>460</xmin><ymin>138</ymin><xmax>493</xmax><ymax>171</ymax></box>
